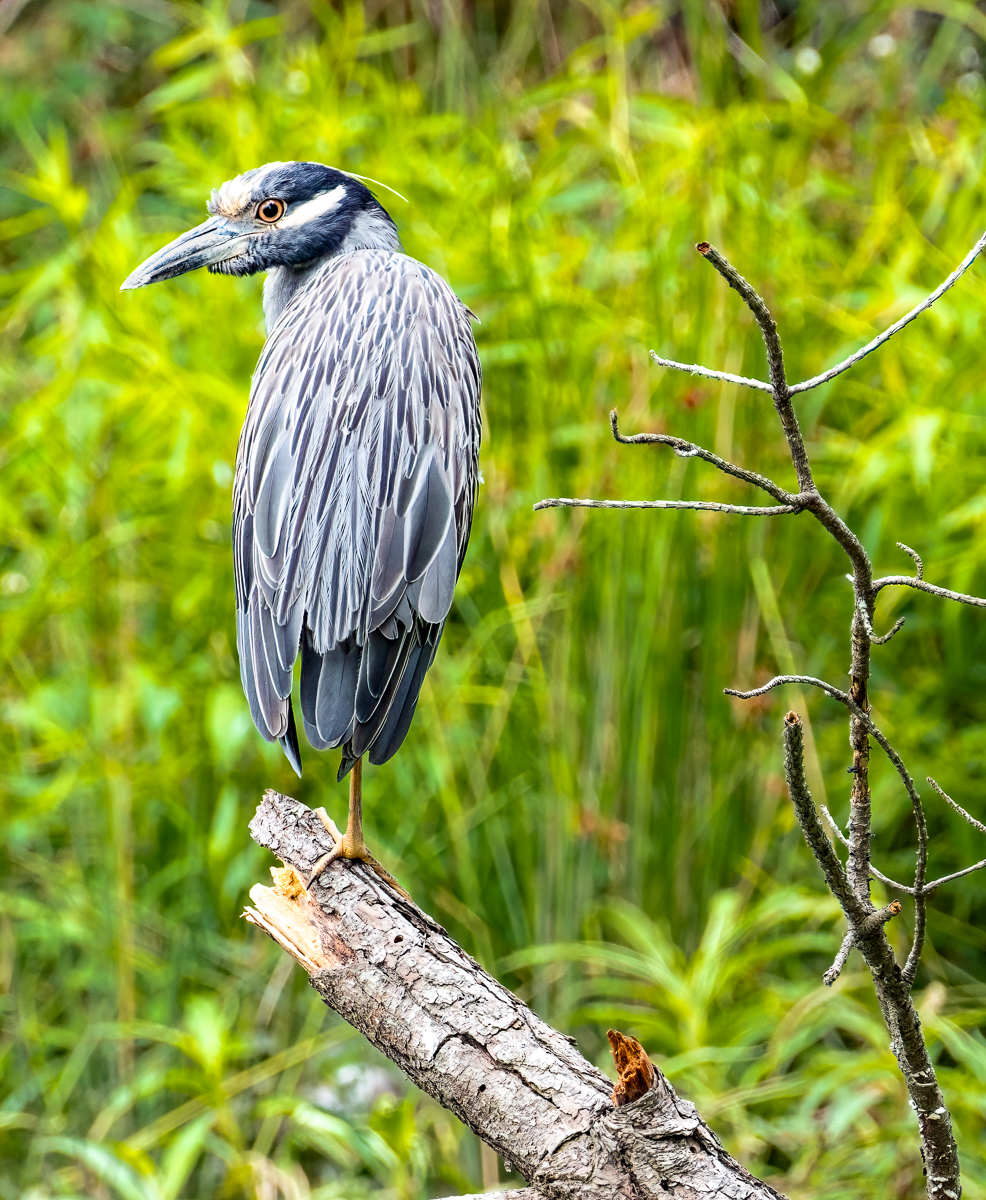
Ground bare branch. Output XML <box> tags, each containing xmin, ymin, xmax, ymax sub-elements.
<box><xmin>903</xmin><ymin>897</ymin><xmax>927</xmax><ymax>988</ymax></box>
<box><xmin>868</xmin><ymin>867</ymin><xmax>916</xmax><ymax>895</ymax></box>
<box><xmin>903</xmin><ymin>801</ymin><xmax>929</xmax><ymax>989</ymax></box>
<box><xmin>927</xmin><ymin>777</ymin><xmax>986</xmax><ymax>835</ymax></box>
<box><xmin>782</xmin><ymin>713</ymin><xmax>867</xmax><ymax>924</ymax></box>
<box><xmin>727</xmin><ymin>674</ymin><xmax>922</xmax><ymax>810</ymax></box>
<box><xmin>871</xmin><ymin>574</ymin><xmax>986</xmax><ymax>608</ymax></box>
<box><xmin>823</xmin><ymin>902</ymin><xmax>902</xmax><ymax>987</ymax></box>
<box><xmin>729</xmin><ymin>677</ymin><xmax>930</xmax><ymax>912</ymax></box>
<box><xmin>917</xmin><ymin>777</ymin><xmax>986</xmax><ymax>895</ymax></box>
<box><xmin>695</xmin><ymin>242</ymin><xmax>815</xmax><ymax>496</ymax></box>
<box><xmin>870</xmin><ymin>618</ymin><xmax>906</xmax><ymax>645</ymax></box>
<box><xmin>788</xmin><ymin>228</ymin><xmax>986</xmax><ymax>395</ymax></box>
<box><xmin>897</xmin><ymin>542</ymin><xmax>924</xmax><ymax>579</ymax></box>
<box><xmin>649</xmin><ymin>351</ymin><xmax>772</xmax><ymax>393</ymax></box>
<box><xmin>533</xmin><ymin>497</ymin><xmax>798</xmax><ymax>516</ymax></box>
<box><xmin>823</xmin><ymin>929</ymin><xmax>855</xmax><ymax>988</ymax></box>
<box><xmin>609</xmin><ymin>410</ymin><xmax>797</xmax><ymax>504</ymax></box>
<box><xmin>725</xmin><ymin>674</ymin><xmax>849</xmax><ymax>705</ymax></box>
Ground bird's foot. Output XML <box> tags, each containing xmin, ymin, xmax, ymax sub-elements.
<box><xmin>308</xmin><ymin>807</ymin><xmax>410</xmax><ymax>900</ymax></box>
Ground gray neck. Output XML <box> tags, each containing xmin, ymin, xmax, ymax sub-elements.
<box><xmin>263</xmin><ymin>261</ymin><xmax>323</xmax><ymax>333</ymax></box>
<box><xmin>262</xmin><ymin>208</ymin><xmax>402</xmax><ymax>333</ymax></box>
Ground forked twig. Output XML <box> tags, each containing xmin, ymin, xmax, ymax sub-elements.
<box><xmin>695</xmin><ymin>242</ymin><xmax>814</xmax><ymax>494</ymax></box>
<box><xmin>824</xmin><ymin>901</ymin><xmax>902</xmax><ymax>987</ymax></box>
<box><xmin>821</xmin><ymin>806</ymin><xmax>914</xmax><ymax>894</ymax></box>
<box><xmin>728</xmin><ymin>676</ymin><xmax>931</xmax><ymax>906</ymax></box>
<box><xmin>534</xmin><ymin>411</ymin><xmax>802</xmax><ymax>515</ymax></box>
<box><xmin>652</xmin><ymin>231</ymin><xmax>986</xmax><ymax>401</ymax></box>
<box><xmin>696</xmin><ymin>243</ymin><xmax>788</xmax><ymax>396</ymax></box>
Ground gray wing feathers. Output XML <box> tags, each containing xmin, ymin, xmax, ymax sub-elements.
<box><xmin>233</xmin><ymin>250</ymin><xmax>481</xmax><ymax>774</ymax></box>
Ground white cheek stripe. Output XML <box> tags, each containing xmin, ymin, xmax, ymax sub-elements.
<box><xmin>276</xmin><ymin>185</ymin><xmax>347</xmax><ymax>229</ymax></box>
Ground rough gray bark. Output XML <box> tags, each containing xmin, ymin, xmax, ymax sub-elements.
<box><xmin>244</xmin><ymin>790</ymin><xmax>785</xmax><ymax>1200</ymax></box>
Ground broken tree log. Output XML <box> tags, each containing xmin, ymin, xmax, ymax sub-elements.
<box><xmin>243</xmin><ymin>790</ymin><xmax>784</xmax><ymax>1200</ymax></box>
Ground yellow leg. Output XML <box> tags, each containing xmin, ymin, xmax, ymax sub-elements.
<box><xmin>307</xmin><ymin>759</ymin><xmax>409</xmax><ymax>899</ymax></box>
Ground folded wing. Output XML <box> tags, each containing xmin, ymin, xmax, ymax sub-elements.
<box><xmin>232</xmin><ymin>250</ymin><xmax>482</xmax><ymax>776</ymax></box>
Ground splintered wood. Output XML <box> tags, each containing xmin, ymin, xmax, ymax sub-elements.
<box><xmin>242</xmin><ymin>864</ymin><xmax>330</xmax><ymax>973</ymax></box>
<box><xmin>607</xmin><ymin>1029</ymin><xmax>657</xmax><ymax>1107</ymax></box>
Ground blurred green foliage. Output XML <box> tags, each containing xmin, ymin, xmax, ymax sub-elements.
<box><xmin>4</xmin><ymin>1</ymin><xmax>986</xmax><ymax>1196</ymax></box>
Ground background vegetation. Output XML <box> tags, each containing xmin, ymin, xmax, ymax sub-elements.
<box><xmin>3</xmin><ymin>0</ymin><xmax>986</xmax><ymax>1195</ymax></box>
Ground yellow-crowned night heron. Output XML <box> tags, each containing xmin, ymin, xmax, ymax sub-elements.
<box><xmin>122</xmin><ymin>162</ymin><xmax>482</xmax><ymax>884</ymax></box>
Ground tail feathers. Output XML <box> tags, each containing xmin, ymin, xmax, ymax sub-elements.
<box><xmin>279</xmin><ymin>700</ymin><xmax>303</xmax><ymax>777</ymax></box>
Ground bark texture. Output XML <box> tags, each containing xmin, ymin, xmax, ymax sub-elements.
<box><xmin>244</xmin><ymin>790</ymin><xmax>785</xmax><ymax>1200</ymax></box>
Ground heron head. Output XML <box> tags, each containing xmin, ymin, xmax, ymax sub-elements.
<box><xmin>120</xmin><ymin>161</ymin><xmax>400</xmax><ymax>291</ymax></box>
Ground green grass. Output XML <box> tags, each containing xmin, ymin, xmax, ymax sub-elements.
<box><xmin>4</xmin><ymin>2</ymin><xmax>986</xmax><ymax>1197</ymax></box>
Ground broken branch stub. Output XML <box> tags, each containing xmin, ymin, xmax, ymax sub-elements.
<box><xmin>243</xmin><ymin>790</ymin><xmax>786</xmax><ymax>1200</ymax></box>
<box><xmin>607</xmin><ymin>1029</ymin><xmax>657</xmax><ymax>1107</ymax></box>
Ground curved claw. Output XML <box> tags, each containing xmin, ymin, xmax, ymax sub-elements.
<box><xmin>308</xmin><ymin>805</ymin><xmax>410</xmax><ymax>900</ymax></box>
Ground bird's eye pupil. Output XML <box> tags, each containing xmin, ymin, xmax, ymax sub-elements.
<box><xmin>259</xmin><ymin>199</ymin><xmax>284</xmax><ymax>222</ymax></box>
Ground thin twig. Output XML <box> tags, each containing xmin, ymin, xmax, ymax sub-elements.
<box><xmin>728</xmin><ymin>676</ymin><xmax>929</xmax><ymax>909</ymax></box>
<box><xmin>532</xmin><ymin>498</ymin><xmax>798</xmax><ymax>515</ymax></box>
<box><xmin>609</xmin><ymin>410</ymin><xmax>798</xmax><ymax>504</ymax></box>
<box><xmin>696</xmin><ymin>243</ymin><xmax>787</xmax><ymax>396</ymax></box>
<box><xmin>871</xmin><ymin>575</ymin><xmax>986</xmax><ymax>607</ymax></box>
<box><xmin>903</xmin><ymin>898</ymin><xmax>927</xmax><ymax>988</ymax></box>
<box><xmin>695</xmin><ymin>242</ymin><xmax>815</xmax><ymax>495</ymax></box>
<box><xmin>728</xmin><ymin>675</ymin><xmax>911</xmax><ymax>793</ymax></box>
<box><xmin>869</xmin><ymin>867</ymin><xmax>916</xmax><ymax>895</ymax></box>
<box><xmin>903</xmin><ymin>791</ymin><xmax>930</xmax><ymax>988</ymax></box>
<box><xmin>787</xmin><ymin>228</ymin><xmax>986</xmax><ymax>395</ymax></box>
<box><xmin>821</xmin><ymin>806</ymin><xmax>850</xmax><ymax>848</ymax></box>
<box><xmin>897</xmin><ymin>542</ymin><xmax>924</xmax><ymax>579</ymax></box>
<box><xmin>649</xmin><ymin>352</ymin><xmax>772</xmax><ymax>392</ymax></box>
<box><xmin>823</xmin><ymin>929</ymin><xmax>855</xmax><ymax>988</ymax></box>
<box><xmin>856</xmin><ymin>595</ymin><xmax>906</xmax><ymax>645</ymax></box>
<box><xmin>725</xmin><ymin>674</ymin><xmax>849</xmax><ymax>705</ymax></box>
<box><xmin>923</xmin><ymin>858</ymin><xmax>986</xmax><ymax>893</ymax></box>
<box><xmin>823</xmin><ymin>901</ymin><xmax>902</xmax><ymax>987</ymax></box>
<box><xmin>927</xmin><ymin>777</ymin><xmax>986</xmax><ymax>835</ymax></box>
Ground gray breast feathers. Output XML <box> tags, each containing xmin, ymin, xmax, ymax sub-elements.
<box><xmin>233</xmin><ymin>249</ymin><xmax>482</xmax><ymax>776</ymax></box>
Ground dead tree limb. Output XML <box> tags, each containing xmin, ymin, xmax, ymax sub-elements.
<box><xmin>537</xmin><ymin>231</ymin><xmax>986</xmax><ymax>1200</ymax></box>
<box><xmin>243</xmin><ymin>790</ymin><xmax>786</xmax><ymax>1200</ymax></box>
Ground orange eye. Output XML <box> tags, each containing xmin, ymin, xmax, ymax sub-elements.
<box><xmin>257</xmin><ymin>198</ymin><xmax>285</xmax><ymax>223</ymax></box>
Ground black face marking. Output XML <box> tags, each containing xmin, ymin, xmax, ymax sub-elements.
<box><xmin>205</xmin><ymin>162</ymin><xmax>399</xmax><ymax>277</ymax></box>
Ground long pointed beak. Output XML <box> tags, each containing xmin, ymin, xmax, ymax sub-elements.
<box><xmin>120</xmin><ymin>216</ymin><xmax>252</xmax><ymax>290</ymax></box>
